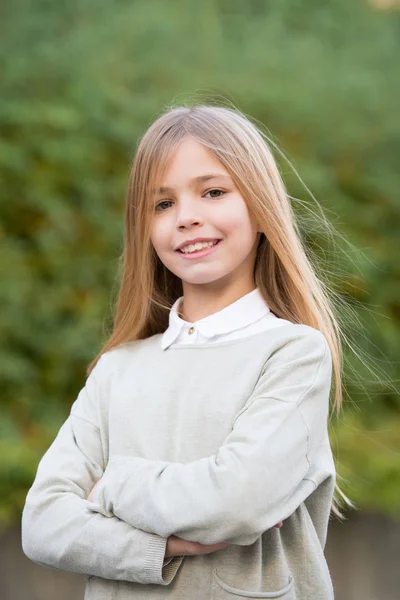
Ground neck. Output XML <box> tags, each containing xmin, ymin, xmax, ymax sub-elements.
<box><xmin>179</xmin><ymin>281</ymin><xmax>257</xmax><ymax>323</ymax></box>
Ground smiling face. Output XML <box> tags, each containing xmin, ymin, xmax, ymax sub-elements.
<box><xmin>150</xmin><ymin>137</ymin><xmax>261</xmax><ymax>296</ymax></box>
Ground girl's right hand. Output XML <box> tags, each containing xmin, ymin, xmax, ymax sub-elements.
<box><xmin>165</xmin><ymin>535</ymin><xmax>230</xmax><ymax>558</ymax></box>
<box><xmin>165</xmin><ymin>521</ymin><xmax>283</xmax><ymax>558</ymax></box>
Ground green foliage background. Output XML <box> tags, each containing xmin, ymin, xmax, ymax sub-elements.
<box><xmin>1</xmin><ymin>0</ymin><xmax>399</xmax><ymax>525</ymax></box>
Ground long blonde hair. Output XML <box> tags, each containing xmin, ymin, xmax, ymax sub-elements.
<box><xmin>87</xmin><ymin>102</ymin><xmax>358</xmax><ymax>520</ymax></box>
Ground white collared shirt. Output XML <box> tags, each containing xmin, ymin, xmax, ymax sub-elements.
<box><xmin>161</xmin><ymin>287</ymin><xmax>291</xmax><ymax>350</ymax></box>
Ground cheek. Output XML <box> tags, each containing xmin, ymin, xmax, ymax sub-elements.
<box><xmin>219</xmin><ymin>195</ymin><xmax>253</xmax><ymax>228</ymax></box>
<box><xmin>150</xmin><ymin>223</ymin><xmax>170</xmax><ymax>253</ymax></box>
<box><xmin>222</xmin><ymin>205</ymin><xmax>255</xmax><ymax>238</ymax></box>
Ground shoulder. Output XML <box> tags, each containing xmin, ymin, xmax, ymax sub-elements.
<box><xmin>287</xmin><ymin>323</ymin><xmax>329</xmax><ymax>348</ymax></box>
<box><xmin>93</xmin><ymin>334</ymin><xmax>161</xmax><ymax>377</ymax></box>
<box><xmin>265</xmin><ymin>323</ymin><xmax>331</xmax><ymax>366</ymax></box>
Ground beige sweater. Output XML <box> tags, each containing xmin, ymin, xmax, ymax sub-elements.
<box><xmin>22</xmin><ymin>324</ymin><xmax>336</xmax><ymax>599</ymax></box>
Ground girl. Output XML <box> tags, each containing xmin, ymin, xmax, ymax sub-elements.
<box><xmin>22</xmin><ymin>104</ymin><xmax>352</xmax><ymax>599</ymax></box>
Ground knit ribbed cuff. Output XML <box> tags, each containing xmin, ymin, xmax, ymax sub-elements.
<box><xmin>143</xmin><ymin>533</ymin><xmax>184</xmax><ymax>585</ymax></box>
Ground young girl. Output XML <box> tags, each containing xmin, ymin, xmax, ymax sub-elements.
<box><xmin>22</xmin><ymin>104</ymin><xmax>351</xmax><ymax>599</ymax></box>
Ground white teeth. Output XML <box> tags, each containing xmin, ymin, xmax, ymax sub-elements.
<box><xmin>180</xmin><ymin>240</ymin><xmax>219</xmax><ymax>254</ymax></box>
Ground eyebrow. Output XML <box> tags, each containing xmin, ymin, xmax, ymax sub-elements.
<box><xmin>154</xmin><ymin>173</ymin><xmax>232</xmax><ymax>194</ymax></box>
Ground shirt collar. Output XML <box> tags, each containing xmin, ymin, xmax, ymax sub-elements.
<box><xmin>161</xmin><ymin>287</ymin><xmax>271</xmax><ymax>350</ymax></box>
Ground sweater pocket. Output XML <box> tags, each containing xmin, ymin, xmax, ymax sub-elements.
<box><xmin>211</xmin><ymin>568</ymin><xmax>296</xmax><ymax>599</ymax></box>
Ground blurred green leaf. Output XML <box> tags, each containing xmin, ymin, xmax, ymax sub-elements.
<box><xmin>0</xmin><ymin>0</ymin><xmax>399</xmax><ymax>525</ymax></box>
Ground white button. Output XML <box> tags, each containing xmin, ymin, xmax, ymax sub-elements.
<box><xmin>188</xmin><ymin>327</ymin><xmax>195</xmax><ymax>335</ymax></box>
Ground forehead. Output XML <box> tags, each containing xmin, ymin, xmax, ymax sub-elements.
<box><xmin>153</xmin><ymin>138</ymin><xmax>232</xmax><ymax>194</ymax></box>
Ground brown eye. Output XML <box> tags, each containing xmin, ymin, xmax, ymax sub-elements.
<box><xmin>205</xmin><ymin>189</ymin><xmax>225</xmax><ymax>199</ymax></box>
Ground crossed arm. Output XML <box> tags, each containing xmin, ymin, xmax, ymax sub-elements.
<box><xmin>87</xmin><ymin>484</ymin><xmax>283</xmax><ymax>531</ymax></box>
<box><xmin>22</xmin><ymin>328</ymin><xmax>331</xmax><ymax>583</ymax></box>
<box><xmin>87</xmin><ymin>330</ymin><xmax>332</xmax><ymax>547</ymax></box>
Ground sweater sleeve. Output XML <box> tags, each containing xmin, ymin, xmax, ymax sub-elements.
<box><xmin>88</xmin><ymin>329</ymin><xmax>334</xmax><ymax>546</ymax></box>
<box><xmin>21</xmin><ymin>354</ymin><xmax>183</xmax><ymax>584</ymax></box>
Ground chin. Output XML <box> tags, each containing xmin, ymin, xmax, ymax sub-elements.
<box><xmin>179</xmin><ymin>271</ymin><xmax>232</xmax><ymax>285</ymax></box>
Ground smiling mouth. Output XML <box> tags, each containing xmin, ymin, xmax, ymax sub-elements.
<box><xmin>177</xmin><ymin>240</ymin><xmax>220</xmax><ymax>253</ymax></box>
<box><xmin>176</xmin><ymin>239</ymin><xmax>223</xmax><ymax>257</ymax></box>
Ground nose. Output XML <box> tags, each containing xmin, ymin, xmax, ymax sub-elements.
<box><xmin>175</xmin><ymin>197</ymin><xmax>204</xmax><ymax>230</ymax></box>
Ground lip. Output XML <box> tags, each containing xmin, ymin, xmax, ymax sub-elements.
<box><xmin>175</xmin><ymin>238</ymin><xmax>221</xmax><ymax>251</ymax></box>
<box><xmin>177</xmin><ymin>239</ymin><xmax>222</xmax><ymax>260</ymax></box>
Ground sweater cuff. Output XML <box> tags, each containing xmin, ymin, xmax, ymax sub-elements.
<box><xmin>143</xmin><ymin>533</ymin><xmax>184</xmax><ymax>585</ymax></box>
